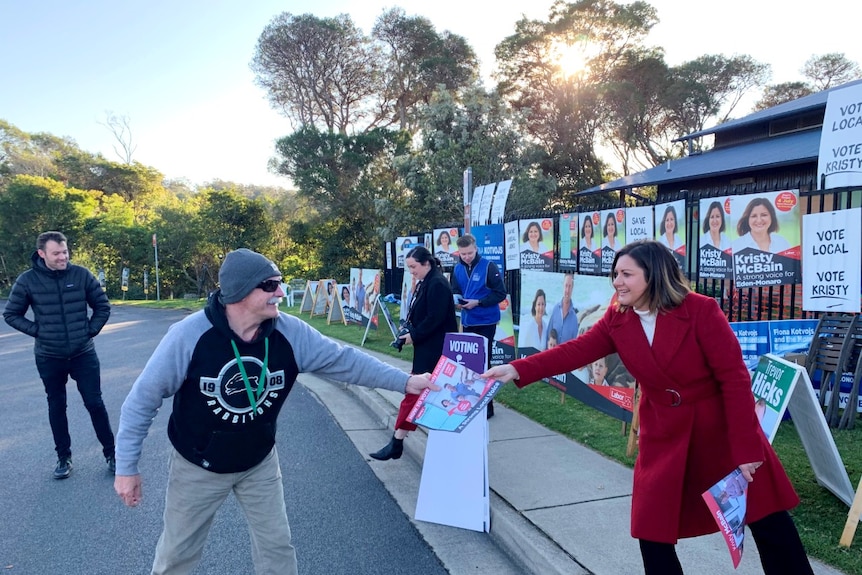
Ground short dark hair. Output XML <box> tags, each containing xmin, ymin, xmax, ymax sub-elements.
<box><xmin>37</xmin><ymin>231</ymin><xmax>67</xmax><ymax>251</ymax></box>
<box><xmin>456</xmin><ymin>234</ymin><xmax>476</xmax><ymax>249</ymax></box>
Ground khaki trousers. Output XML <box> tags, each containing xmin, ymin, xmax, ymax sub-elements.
<box><xmin>151</xmin><ymin>447</ymin><xmax>297</xmax><ymax>575</ymax></box>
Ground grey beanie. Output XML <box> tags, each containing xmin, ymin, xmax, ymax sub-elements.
<box><xmin>219</xmin><ymin>248</ymin><xmax>281</xmax><ymax>304</ymax></box>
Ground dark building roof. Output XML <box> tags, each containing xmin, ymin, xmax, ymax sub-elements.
<box><xmin>681</xmin><ymin>79</ymin><xmax>862</xmax><ymax>140</ymax></box>
<box><xmin>579</xmin><ymin>79</ymin><xmax>862</xmax><ymax>195</ymax></box>
<box><xmin>581</xmin><ymin>129</ymin><xmax>821</xmax><ymax>194</ymax></box>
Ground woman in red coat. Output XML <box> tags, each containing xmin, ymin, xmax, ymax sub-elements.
<box><xmin>484</xmin><ymin>240</ymin><xmax>812</xmax><ymax>575</ymax></box>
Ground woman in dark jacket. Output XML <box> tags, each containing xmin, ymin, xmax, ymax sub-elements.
<box><xmin>370</xmin><ymin>246</ymin><xmax>457</xmax><ymax>460</ymax></box>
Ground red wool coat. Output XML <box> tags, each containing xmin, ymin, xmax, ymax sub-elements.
<box><xmin>511</xmin><ymin>292</ymin><xmax>799</xmax><ymax>543</ymax></box>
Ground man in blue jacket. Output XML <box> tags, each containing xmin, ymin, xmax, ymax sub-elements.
<box><xmin>3</xmin><ymin>231</ymin><xmax>114</xmax><ymax>479</ymax></box>
<box><xmin>450</xmin><ymin>234</ymin><xmax>507</xmax><ymax>417</ymax></box>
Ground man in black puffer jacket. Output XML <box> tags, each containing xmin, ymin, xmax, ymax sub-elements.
<box><xmin>4</xmin><ymin>231</ymin><xmax>114</xmax><ymax>479</ymax></box>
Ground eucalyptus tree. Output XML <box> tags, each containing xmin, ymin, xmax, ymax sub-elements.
<box><xmin>802</xmin><ymin>53</ymin><xmax>862</xmax><ymax>90</ymax></box>
<box><xmin>372</xmin><ymin>7</ymin><xmax>479</xmax><ymax>133</ymax></box>
<box><xmin>665</xmin><ymin>54</ymin><xmax>770</xmax><ymax>137</ymax></box>
<box><xmin>391</xmin><ymin>87</ymin><xmax>555</xmax><ymax>225</ymax></box>
<box><xmin>271</xmin><ymin>125</ymin><xmax>410</xmax><ymax>269</ymax></box>
<box><xmin>196</xmin><ymin>188</ymin><xmax>274</xmax><ymax>259</ymax></box>
<box><xmin>601</xmin><ymin>48</ymin><xmax>675</xmax><ymax>173</ymax></box>
<box><xmin>0</xmin><ymin>120</ymin><xmax>79</xmax><ymax>180</ymax></box>
<box><xmin>251</xmin><ymin>13</ymin><xmax>386</xmax><ymax>134</ymax></box>
<box><xmin>252</xmin><ymin>10</ymin><xmax>483</xmax><ymax>268</ymax></box>
<box><xmin>754</xmin><ymin>53</ymin><xmax>860</xmax><ymax>110</ymax></box>
<box><xmin>754</xmin><ymin>82</ymin><xmax>815</xmax><ymax>112</ymax></box>
<box><xmin>0</xmin><ymin>175</ymin><xmax>99</xmax><ymax>284</ymax></box>
<box><xmin>99</xmin><ymin>111</ymin><xmax>137</xmax><ymax>165</ymax></box>
<box><xmin>494</xmin><ymin>0</ymin><xmax>773</xmax><ymax>183</ymax></box>
<box><xmin>493</xmin><ymin>0</ymin><xmax>658</xmax><ymax>194</ymax></box>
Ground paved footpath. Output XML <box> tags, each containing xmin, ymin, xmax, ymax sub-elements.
<box><xmin>305</xmin><ymin>343</ymin><xmax>849</xmax><ymax>575</ymax></box>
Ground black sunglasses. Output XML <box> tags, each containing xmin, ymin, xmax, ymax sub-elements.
<box><xmin>256</xmin><ymin>279</ymin><xmax>282</xmax><ymax>293</ymax></box>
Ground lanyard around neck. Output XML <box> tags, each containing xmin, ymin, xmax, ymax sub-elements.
<box><xmin>230</xmin><ymin>338</ymin><xmax>269</xmax><ymax>419</ymax></box>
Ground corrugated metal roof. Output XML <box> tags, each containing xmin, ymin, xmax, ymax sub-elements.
<box><xmin>681</xmin><ymin>79</ymin><xmax>862</xmax><ymax>140</ymax></box>
<box><xmin>580</xmin><ymin>128</ymin><xmax>820</xmax><ymax>194</ymax></box>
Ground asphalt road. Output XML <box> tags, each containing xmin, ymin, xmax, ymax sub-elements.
<box><xmin>0</xmin><ymin>302</ymin><xmax>449</xmax><ymax>575</ymax></box>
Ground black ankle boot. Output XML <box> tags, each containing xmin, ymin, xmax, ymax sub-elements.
<box><xmin>369</xmin><ymin>435</ymin><xmax>403</xmax><ymax>461</ymax></box>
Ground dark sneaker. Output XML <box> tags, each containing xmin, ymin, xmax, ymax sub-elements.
<box><xmin>106</xmin><ymin>455</ymin><xmax>116</xmax><ymax>474</ymax></box>
<box><xmin>53</xmin><ymin>457</ymin><xmax>72</xmax><ymax>480</ymax></box>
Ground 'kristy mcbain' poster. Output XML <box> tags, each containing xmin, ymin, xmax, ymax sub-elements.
<box><xmin>731</xmin><ymin>191</ymin><xmax>801</xmax><ymax>288</ymax></box>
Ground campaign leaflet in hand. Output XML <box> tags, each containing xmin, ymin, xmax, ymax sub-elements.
<box><xmin>702</xmin><ymin>468</ymin><xmax>748</xmax><ymax>569</ymax></box>
<box><xmin>406</xmin><ymin>355</ymin><xmax>502</xmax><ymax>432</ymax></box>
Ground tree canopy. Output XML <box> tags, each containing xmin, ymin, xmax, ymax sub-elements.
<box><xmin>3</xmin><ymin>2</ymin><xmax>860</xmax><ymax>296</ymax></box>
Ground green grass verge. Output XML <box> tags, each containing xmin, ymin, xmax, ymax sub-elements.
<box><xmin>496</xmin><ymin>382</ymin><xmax>862</xmax><ymax>573</ymax></box>
<box><xmin>114</xmin><ymin>300</ymin><xmax>862</xmax><ymax>573</ymax></box>
<box><xmin>110</xmin><ymin>298</ymin><xmax>208</xmax><ymax>311</ymax></box>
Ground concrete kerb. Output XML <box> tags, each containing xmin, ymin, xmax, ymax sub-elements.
<box><xmin>338</xmin><ymin>376</ymin><xmax>585</xmax><ymax>575</ymax></box>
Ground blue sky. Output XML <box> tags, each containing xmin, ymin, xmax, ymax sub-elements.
<box><xmin>2</xmin><ymin>1</ymin><xmax>859</xmax><ymax>188</ymax></box>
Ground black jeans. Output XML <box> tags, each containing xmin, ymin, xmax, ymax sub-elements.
<box><xmin>36</xmin><ymin>348</ymin><xmax>115</xmax><ymax>459</ymax></box>
<box><xmin>639</xmin><ymin>510</ymin><xmax>813</xmax><ymax>575</ymax></box>
<box><xmin>462</xmin><ymin>324</ymin><xmax>496</xmax><ymax>370</ymax></box>
<box><xmin>463</xmin><ymin>323</ymin><xmax>497</xmax><ymax>413</ymax></box>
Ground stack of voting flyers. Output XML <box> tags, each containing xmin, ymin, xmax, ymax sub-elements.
<box><xmin>407</xmin><ymin>355</ymin><xmax>502</xmax><ymax>432</ymax></box>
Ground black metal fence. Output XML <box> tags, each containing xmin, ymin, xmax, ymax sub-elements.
<box><xmin>384</xmin><ymin>176</ymin><xmax>860</xmax><ymax>327</ymax></box>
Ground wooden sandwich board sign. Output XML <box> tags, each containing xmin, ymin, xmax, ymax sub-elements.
<box><xmin>310</xmin><ymin>279</ymin><xmax>335</xmax><ymax>318</ymax></box>
<box><xmin>327</xmin><ymin>283</ymin><xmax>349</xmax><ymax>325</ymax></box>
<box><xmin>299</xmin><ymin>280</ymin><xmax>317</xmax><ymax>314</ymax></box>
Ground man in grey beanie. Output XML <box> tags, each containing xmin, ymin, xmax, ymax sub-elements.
<box><xmin>217</xmin><ymin>248</ymin><xmax>282</xmax><ymax>304</ymax></box>
<box><xmin>114</xmin><ymin>248</ymin><xmax>439</xmax><ymax>575</ymax></box>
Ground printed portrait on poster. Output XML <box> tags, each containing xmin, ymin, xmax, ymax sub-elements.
<box><xmin>519</xmin><ymin>218</ymin><xmax>554</xmax><ymax>271</ymax></box>
<box><xmin>731</xmin><ymin>191</ymin><xmax>801</xmax><ymax>288</ymax></box>
<box><xmin>346</xmin><ymin>268</ymin><xmax>380</xmax><ymax>327</ymax></box>
<box><xmin>600</xmin><ymin>208</ymin><xmax>625</xmax><ymax>275</ymax></box>
<box><xmin>655</xmin><ymin>199</ymin><xmax>686</xmax><ymax>269</ymax></box>
<box><xmin>396</xmin><ymin>236</ymin><xmax>420</xmax><ymax>269</ymax></box>
<box><xmin>433</xmin><ymin>227</ymin><xmax>459</xmax><ymax>269</ymax></box>
<box><xmin>578</xmin><ymin>211</ymin><xmax>601</xmax><ymax>275</ymax></box>
<box><xmin>698</xmin><ymin>196</ymin><xmax>733</xmax><ymax>279</ymax></box>
<box><xmin>517</xmin><ymin>270</ymin><xmax>635</xmax><ymax>420</ymax></box>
